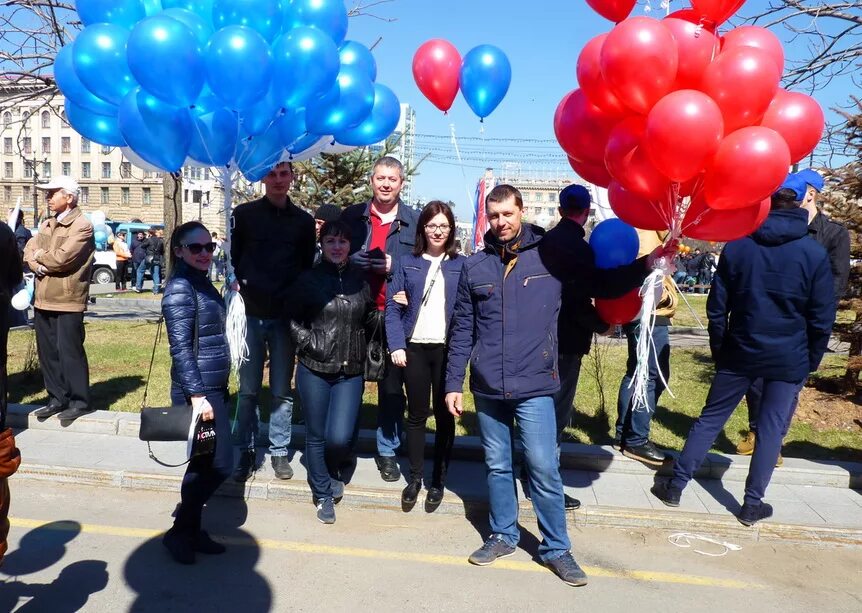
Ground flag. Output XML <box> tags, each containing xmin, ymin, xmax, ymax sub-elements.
<box><xmin>473</xmin><ymin>177</ymin><xmax>493</xmax><ymax>250</ymax></box>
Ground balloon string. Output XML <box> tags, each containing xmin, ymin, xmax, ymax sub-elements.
<box><xmin>189</xmin><ymin>111</ymin><xmax>222</xmax><ymax>171</ymax></box>
<box><xmin>450</xmin><ymin>123</ymin><xmax>476</xmax><ymax>222</ymax></box>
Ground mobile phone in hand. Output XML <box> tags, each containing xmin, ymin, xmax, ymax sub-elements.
<box><xmin>366</xmin><ymin>247</ymin><xmax>385</xmax><ymax>260</ymax></box>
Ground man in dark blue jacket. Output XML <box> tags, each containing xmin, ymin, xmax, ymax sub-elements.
<box><xmin>652</xmin><ymin>187</ymin><xmax>835</xmax><ymax>526</ymax></box>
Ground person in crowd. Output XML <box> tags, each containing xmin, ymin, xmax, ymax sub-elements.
<box><xmin>652</xmin><ymin>186</ymin><xmax>835</xmax><ymax>526</ymax></box>
<box><xmin>131</xmin><ymin>230</ymin><xmax>147</xmax><ymax>291</ymax></box>
<box><xmin>136</xmin><ymin>226</ymin><xmax>164</xmax><ymax>294</ymax></box>
<box><xmin>231</xmin><ymin>162</ymin><xmax>315</xmax><ymax>482</ymax></box>
<box><xmin>446</xmin><ymin>184</ymin><xmax>676</xmax><ymax>586</ymax></box>
<box><xmin>24</xmin><ymin>177</ymin><xmax>95</xmax><ymax>423</ymax></box>
<box><xmin>697</xmin><ymin>249</ymin><xmax>716</xmax><ymax>294</ymax></box>
<box><xmin>113</xmin><ymin>230</ymin><xmax>131</xmax><ymax>291</ymax></box>
<box><xmin>684</xmin><ymin>248</ymin><xmax>702</xmax><ymax>291</ymax></box>
<box><xmin>210</xmin><ymin>231</ymin><xmax>224</xmax><ymax>282</ymax></box>
<box><xmin>289</xmin><ymin>220</ymin><xmax>376</xmax><ymax>524</ymax></box>
<box><xmin>385</xmin><ymin>201</ymin><xmax>464</xmax><ymax>510</ymax></box>
<box><xmin>614</xmin><ymin>230</ymin><xmax>678</xmax><ymax>466</ymax></box>
<box><xmin>12</xmin><ymin>210</ymin><xmax>31</xmax><ymax>266</ymax></box>
<box><xmin>160</xmin><ymin>221</ymin><xmax>232</xmax><ymax>565</ymax></box>
<box><xmin>343</xmin><ymin>156</ymin><xmax>420</xmax><ymax>483</ymax></box>
<box><xmin>672</xmin><ymin>252</ymin><xmax>688</xmax><ymax>287</ymax></box>
<box><xmin>313</xmin><ymin>204</ymin><xmax>343</xmax><ymax>265</ymax></box>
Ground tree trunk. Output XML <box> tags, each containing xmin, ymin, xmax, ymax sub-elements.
<box><xmin>162</xmin><ymin>172</ymin><xmax>181</xmax><ymax>279</ymax></box>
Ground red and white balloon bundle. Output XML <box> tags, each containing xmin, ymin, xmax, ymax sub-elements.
<box><xmin>556</xmin><ymin>0</ymin><xmax>825</xmax><ymax>242</ymax></box>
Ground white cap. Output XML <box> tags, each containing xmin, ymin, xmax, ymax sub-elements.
<box><xmin>36</xmin><ymin>175</ymin><xmax>79</xmax><ymax>194</ymax></box>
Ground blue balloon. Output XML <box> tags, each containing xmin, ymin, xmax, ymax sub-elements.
<box><xmin>589</xmin><ymin>219</ymin><xmax>639</xmax><ymax>269</ymax></box>
<box><xmin>271</xmin><ymin>26</ymin><xmax>339</xmax><ymax>109</ymax></box>
<box><xmin>75</xmin><ymin>0</ymin><xmax>147</xmax><ymax>29</ymax></box>
<box><xmin>142</xmin><ymin>0</ymin><xmax>163</xmax><ymax>15</ymax></box>
<box><xmin>161</xmin><ymin>0</ymin><xmax>213</xmax><ymax>22</ymax></box>
<box><xmin>287</xmin><ymin>131</ymin><xmax>322</xmax><ymax>155</ymax></box>
<box><xmin>278</xmin><ymin>108</ymin><xmax>309</xmax><ymax>149</ymax></box>
<box><xmin>128</xmin><ymin>16</ymin><xmax>205</xmax><ymax>107</ymax></box>
<box><xmin>335</xmin><ymin>84</ymin><xmax>400</xmax><ymax>147</ymax></box>
<box><xmin>286</xmin><ymin>0</ymin><xmax>348</xmax><ymax>46</ymax></box>
<box><xmin>236</xmin><ymin>125</ymin><xmax>285</xmax><ymax>181</ymax></box>
<box><xmin>189</xmin><ymin>105</ymin><xmax>238</xmax><ymax>166</ymax></box>
<box><xmin>205</xmin><ymin>26</ymin><xmax>273</xmax><ymax>110</ymax></box>
<box><xmin>459</xmin><ymin>44</ymin><xmax>512</xmax><ymax>120</ymax></box>
<box><xmin>72</xmin><ymin>24</ymin><xmax>137</xmax><ymax>106</ymax></box>
<box><xmin>305</xmin><ymin>66</ymin><xmax>375</xmax><ymax>135</ymax></box>
<box><xmin>339</xmin><ymin>40</ymin><xmax>377</xmax><ymax>81</ymax></box>
<box><xmin>64</xmin><ymin>99</ymin><xmax>126</xmax><ymax>146</ymax></box>
<box><xmin>54</xmin><ymin>44</ymin><xmax>117</xmax><ymax>115</ymax></box>
<box><xmin>118</xmin><ymin>88</ymin><xmax>192</xmax><ymax>172</ymax></box>
<box><xmin>238</xmin><ymin>87</ymin><xmax>283</xmax><ymax>136</ymax></box>
<box><xmin>213</xmin><ymin>0</ymin><xmax>283</xmax><ymax>42</ymax></box>
<box><xmin>161</xmin><ymin>8</ymin><xmax>213</xmax><ymax>46</ymax></box>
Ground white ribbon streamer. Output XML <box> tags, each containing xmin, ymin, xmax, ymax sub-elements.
<box><xmin>668</xmin><ymin>533</ymin><xmax>742</xmax><ymax>557</ymax></box>
<box><xmin>219</xmin><ymin>166</ymin><xmax>249</xmax><ymax>373</ymax></box>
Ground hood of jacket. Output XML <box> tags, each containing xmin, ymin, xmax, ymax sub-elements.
<box><xmin>751</xmin><ymin>208</ymin><xmax>809</xmax><ymax>246</ymax></box>
<box><xmin>483</xmin><ymin>223</ymin><xmax>546</xmax><ymax>254</ymax></box>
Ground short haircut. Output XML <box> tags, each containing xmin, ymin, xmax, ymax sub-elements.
<box><xmin>414</xmin><ymin>200</ymin><xmax>458</xmax><ymax>258</ymax></box>
<box><xmin>770</xmin><ymin>188</ymin><xmax>800</xmax><ymax>211</ymax></box>
<box><xmin>486</xmin><ymin>184</ymin><xmax>523</xmax><ymax>210</ymax></box>
<box><xmin>372</xmin><ymin>156</ymin><xmax>404</xmax><ymax>180</ymax></box>
<box><xmin>319</xmin><ymin>219</ymin><xmax>352</xmax><ymax>242</ymax></box>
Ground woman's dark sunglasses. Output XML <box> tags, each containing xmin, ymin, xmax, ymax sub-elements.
<box><xmin>182</xmin><ymin>242</ymin><xmax>217</xmax><ymax>255</ymax></box>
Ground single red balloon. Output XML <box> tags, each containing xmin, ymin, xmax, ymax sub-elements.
<box><xmin>760</xmin><ymin>89</ymin><xmax>825</xmax><ymax>163</ymax></box>
<box><xmin>682</xmin><ymin>192</ymin><xmax>770</xmax><ymax>241</ymax></box>
<box><xmin>665</xmin><ymin>8</ymin><xmax>716</xmax><ymax>31</ymax></box>
<box><xmin>554</xmin><ymin>88</ymin><xmax>618</xmax><ymax>164</ymax></box>
<box><xmin>605</xmin><ymin>116</ymin><xmax>671</xmax><ymax>200</ymax></box>
<box><xmin>585</xmin><ymin>0</ymin><xmax>636</xmax><ymax>23</ymax></box>
<box><xmin>701</xmin><ymin>45</ymin><xmax>781</xmax><ymax>133</ymax></box>
<box><xmin>691</xmin><ymin>0</ymin><xmax>746</xmax><ymax>25</ymax></box>
<box><xmin>608</xmin><ymin>181</ymin><xmax>674</xmax><ymax>231</ymax></box>
<box><xmin>600</xmin><ymin>17</ymin><xmax>679</xmax><ymax>115</ymax></box>
<box><xmin>568</xmin><ymin>156</ymin><xmax>613</xmax><ymax>188</ymax></box>
<box><xmin>412</xmin><ymin>39</ymin><xmax>461</xmax><ymax>112</ymax></box>
<box><xmin>595</xmin><ymin>288</ymin><xmax>642</xmax><ymax>325</ymax></box>
<box><xmin>645</xmin><ymin>89</ymin><xmax>724</xmax><ymax>182</ymax></box>
<box><xmin>703</xmin><ymin>126</ymin><xmax>791</xmax><ymax>210</ymax></box>
<box><xmin>663</xmin><ymin>17</ymin><xmax>720</xmax><ymax>90</ymax></box>
<box><xmin>679</xmin><ymin>173</ymin><xmax>705</xmax><ymax>198</ymax></box>
<box><xmin>722</xmin><ymin>26</ymin><xmax>784</xmax><ymax>74</ymax></box>
<box><xmin>576</xmin><ymin>33</ymin><xmax>629</xmax><ymax>118</ymax></box>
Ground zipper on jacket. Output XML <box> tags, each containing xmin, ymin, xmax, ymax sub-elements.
<box><xmin>523</xmin><ymin>273</ymin><xmax>551</xmax><ymax>287</ymax></box>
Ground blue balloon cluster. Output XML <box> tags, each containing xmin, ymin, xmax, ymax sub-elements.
<box><xmin>589</xmin><ymin>219</ymin><xmax>639</xmax><ymax>269</ymax></box>
<box><xmin>57</xmin><ymin>0</ymin><xmax>401</xmax><ymax>178</ymax></box>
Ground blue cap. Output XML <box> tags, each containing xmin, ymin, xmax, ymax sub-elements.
<box><xmin>795</xmin><ymin>168</ymin><xmax>824</xmax><ymax>192</ymax></box>
<box><xmin>778</xmin><ymin>173</ymin><xmax>806</xmax><ymax>201</ymax></box>
<box><xmin>559</xmin><ymin>184</ymin><xmax>592</xmax><ymax>211</ymax></box>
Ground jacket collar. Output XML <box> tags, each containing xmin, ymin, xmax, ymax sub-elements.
<box><xmin>262</xmin><ymin>195</ymin><xmax>300</xmax><ymax>216</ymax></box>
<box><xmin>361</xmin><ymin>199</ymin><xmax>412</xmax><ymax>228</ymax></box>
<box><xmin>53</xmin><ymin>206</ymin><xmax>82</xmax><ymax>227</ymax></box>
<box><xmin>556</xmin><ymin>216</ymin><xmax>585</xmax><ymax>238</ymax></box>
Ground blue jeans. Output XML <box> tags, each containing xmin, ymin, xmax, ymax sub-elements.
<box><xmin>135</xmin><ymin>260</ymin><xmax>160</xmax><ymax>292</ymax></box>
<box><xmin>232</xmin><ymin>317</ymin><xmax>295</xmax><ymax>457</ymax></box>
<box><xmin>670</xmin><ymin>370</ymin><xmax>803</xmax><ymax>505</ymax></box>
<box><xmin>296</xmin><ymin>364</ymin><xmax>363</xmax><ymax>501</ymax></box>
<box><xmin>615</xmin><ymin>323</ymin><xmax>670</xmax><ymax>447</ymax></box>
<box><xmin>475</xmin><ymin>395</ymin><xmax>571</xmax><ymax>561</ymax></box>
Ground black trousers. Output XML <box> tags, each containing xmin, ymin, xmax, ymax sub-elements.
<box><xmin>34</xmin><ymin>309</ymin><xmax>90</xmax><ymax>410</ymax></box>
<box><xmin>403</xmin><ymin>342</ymin><xmax>455</xmax><ymax>486</ymax></box>
<box><xmin>0</xmin><ymin>300</ymin><xmax>8</xmax><ymax>430</ymax></box>
<box><xmin>115</xmin><ymin>260</ymin><xmax>129</xmax><ymax>289</ymax></box>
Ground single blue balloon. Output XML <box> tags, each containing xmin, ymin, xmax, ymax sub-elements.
<box><xmin>213</xmin><ymin>0</ymin><xmax>283</xmax><ymax>42</ymax></box>
<box><xmin>459</xmin><ymin>44</ymin><xmax>512</xmax><ymax>120</ymax></box>
<box><xmin>161</xmin><ymin>8</ymin><xmax>213</xmax><ymax>46</ymax></box>
<box><xmin>339</xmin><ymin>40</ymin><xmax>377</xmax><ymax>82</ymax></box>
<box><xmin>288</xmin><ymin>131</ymin><xmax>323</xmax><ymax>155</ymax></box>
<box><xmin>64</xmin><ymin>99</ymin><xmax>126</xmax><ymax>146</ymax></box>
<box><xmin>589</xmin><ymin>219</ymin><xmax>639</xmax><ymax>269</ymax></box>
<box><xmin>287</xmin><ymin>0</ymin><xmax>348</xmax><ymax>46</ymax></box>
<box><xmin>236</xmin><ymin>125</ymin><xmax>285</xmax><ymax>181</ymax></box>
<box><xmin>206</xmin><ymin>26</ymin><xmax>273</xmax><ymax>110</ymax></box>
<box><xmin>54</xmin><ymin>44</ymin><xmax>117</xmax><ymax>115</ymax></box>
<box><xmin>189</xmin><ymin>105</ymin><xmax>238</xmax><ymax>166</ymax></box>
<box><xmin>238</xmin><ymin>87</ymin><xmax>283</xmax><ymax>136</ymax></box>
<box><xmin>161</xmin><ymin>0</ymin><xmax>214</xmax><ymax>22</ymax></box>
<box><xmin>142</xmin><ymin>0</ymin><xmax>163</xmax><ymax>15</ymax></box>
<box><xmin>305</xmin><ymin>66</ymin><xmax>375</xmax><ymax>135</ymax></box>
<box><xmin>128</xmin><ymin>15</ymin><xmax>205</xmax><ymax>107</ymax></box>
<box><xmin>75</xmin><ymin>0</ymin><xmax>146</xmax><ymax>29</ymax></box>
<box><xmin>72</xmin><ymin>24</ymin><xmax>137</xmax><ymax>106</ymax></box>
<box><xmin>335</xmin><ymin>84</ymin><xmax>400</xmax><ymax>147</ymax></box>
<box><xmin>278</xmin><ymin>108</ymin><xmax>308</xmax><ymax>150</ymax></box>
<box><xmin>118</xmin><ymin>88</ymin><xmax>192</xmax><ymax>172</ymax></box>
<box><xmin>271</xmin><ymin>26</ymin><xmax>339</xmax><ymax>110</ymax></box>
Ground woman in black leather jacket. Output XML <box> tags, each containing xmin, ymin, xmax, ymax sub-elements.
<box><xmin>160</xmin><ymin>221</ymin><xmax>231</xmax><ymax>564</ymax></box>
<box><xmin>291</xmin><ymin>220</ymin><xmax>376</xmax><ymax>524</ymax></box>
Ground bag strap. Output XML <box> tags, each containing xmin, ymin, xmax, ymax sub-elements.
<box><xmin>420</xmin><ymin>259</ymin><xmax>444</xmax><ymax>307</ymax></box>
<box><xmin>146</xmin><ymin>441</ymin><xmax>190</xmax><ymax>467</ymax></box>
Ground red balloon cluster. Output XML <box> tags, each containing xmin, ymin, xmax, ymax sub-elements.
<box><xmin>556</xmin><ymin>1</ymin><xmax>825</xmax><ymax>242</ymax></box>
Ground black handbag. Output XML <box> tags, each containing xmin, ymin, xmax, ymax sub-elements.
<box><xmin>365</xmin><ymin>310</ymin><xmax>387</xmax><ymax>382</ymax></box>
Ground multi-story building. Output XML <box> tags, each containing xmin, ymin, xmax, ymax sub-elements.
<box><xmin>370</xmin><ymin>103</ymin><xmax>416</xmax><ymax>204</ymax></box>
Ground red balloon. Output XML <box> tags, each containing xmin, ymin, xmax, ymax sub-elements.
<box><xmin>760</xmin><ymin>89</ymin><xmax>825</xmax><ymax>163</ymax></box>
<box><xmin>663</xmin><ymin>17</ymin><xmax>720</xmax><ymax>90</ymax></box>
<box><xmin>554</xmin><ymin>89</ymin><xmax>618</xmax><ymax>163</ymax></box>
<box><xmin>412</xmin><ymin>39</ymin><xmax>461</xmax><ymax>112</ymax></box>
<box><xmin>596</xmin><ymin>289</ymin><xmax>642</xmax><ymax>325</ymax></box>
<box><xmin>608</xmin><ymin>181</ymin><xmax>674</xmax><ymax>231</ymax></box>
<box><xmin>682</xmin><ymin>192</ymin><xmax>770</xmax><ymax>241</ymax></box>
<box><xmin>721</xmin><ymin>26</ymin><xmax>785</xmax><ymax>74</ymax></box>
<box><xmin>645</xmin><ymin>90</ymin><xmax>724</xmax><ymax>182</ymax></box>
<box><xmin>679</xmin><ymin>173</ymin><xmax>705</xmax><ymax>198</ymax></box>
<box><xmin>665</xmin><ymin>8</ymin><xmax>716</xmax><ymax>31</ymax></box>
<box><xmin>600</xmin><ymin>17</ymin><xmax>679</xmax><ymax>115</ymax></box>
<box><xmin>691</xmin><ymin>0</ymin><xmax>746</xmax><ymax>25</ymax></box>
<box><xmin>576</xmin><ymin>33</ymin><xmax>629</xmax><ymax>118</ymax></box>
<box><xmin>585</xmin><ymin>0</ymin><xmax>636</xmax><ymax>23</ymax></box>
<box><xmin>703</xmin><ymin>126</ymin><xmax>791</xmax><ymax>210</ymax></box>
<box><xmin>568</xmin><ymin>156</ymin><xmax>613</xmax><ymax>188</ymax></box>
<box><xmin>701</xmin><ymin>46</ymin><xmax>781</xmax><ymax>133</ymax></box>
<box><xmin>605</xmin><ymin>116</ymin><xmax>671</xmax><ymax>200</ymax></box>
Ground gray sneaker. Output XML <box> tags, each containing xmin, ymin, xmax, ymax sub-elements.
<box><xmin>316</xmin><ymin>497</ymin><xmax>336</xmax><ymax>524</ymax></box>
<box><xmin>331</xmin><ymin>478</ymin><xmax>345</xmax><ymax>502</ymax></box>
<box><xmin>545</xmin><ymin>551</ymin><xmax>588</xmax><ymax>587</ymax></box>
<box><xmin>468</xmin><ymin>535</ymin><xmax>516</xmax><ymax>566</ymax></box>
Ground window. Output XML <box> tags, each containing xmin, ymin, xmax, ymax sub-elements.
<box><xmin>204</xmin><ymin>168</ymin><xmax>211</xmax><ymax>181</ymax></box>
<box><xmin>3</xmin><ymin>162</ymin><xmax>11</xmax><ymax>178</ymax></box>
<box><xmin>534</xmin><ymin>207</ymin><xmax>541</xmax><ymax>216</ymax></box>
<box><xmin>191</xmin><ymin>167</ymin><xmax>202</xmax><ymax>180</ymax></box>
<box><xmin>3</xmin><ymin>138</ymin><xmax>11</xmax><ymax>154</ymax></box>
<box><xmin>22</xmin><ymin>111</ymin><xmax>30</xmax><ymax>124</ymax></box>
<box><xmin>80</xmin><ymin>186</ymin><xmax>89</xmax><ymax>203</ymax></box>
<box><xmin>42</xmin><ymin>161</ymin><xmax>51</xmax><ymax>178</ymax></box>
<box><xmin>41</xmin><ymin>110</ymin><xmax>50</xmax><ymax>128</ymax></box>
<box><xmin>23</xmin><ymin>163</ymin><xmax>32</xmax><ymax>178</ymax></box>
<box><xmin>120</xmin><ymin>161</ymin><xmax>131</xmax><ymax>178</ymax></box>
<box><xmin>23</xmin><ymin>137</ymin><xmax>31</xmax><ymax>154</ymax></box>
<box><xmin>2</xmin><ymin>111</ymin><xmax>10</xmax><ymax>126</ymax></box>
<box><xmin>42</xmin><ymin>137</ymin><xmax>50</xmax><ymax>153</ymax></box>
<box><xmin>192</xmin><ymin>190</ymin><xmax>202</xmax><ymax>204</ymax></box>
<box><xmin>23</xmin><ymin>186</ymin><xmax>30</xmax><ymax>202</ymax></box>
<box><xmin>142</xmin><ymin>187</ymin><xmax>151</xmax><ymax>205</ymax></box>
<box><xmin>3</xmin><ymin>186</ymin><xmax>10</xmax><ymax>202</ymax></box>
<box><xmin>62</xmin><ymin>161</ymin><xmax>71</xmax><ymax>176</ymax></box>
<box><xmin>61</xmin><ymin>136</ymin><xmax>70</xmax><ymax>153</ymax></box>
<box><xmin>183</xmin><ymin>167</ymin><xmax>190</xmax><ymax>179</ymax></box>
<box><xmin>101</xmin><ymin>145</ymin><xmax>111</xmax><ymax>155</ymax></box>
<box><xmin>183</xmin><ymin>189</ymin><xmax>189</xmax><ymax>203</ymax></box>
<box><xmin>60</xmin><ymin>109</ymin><xmax>68</xmax><ymax>127</ymax></box>
<box><xmin>547</xmin><ymin>207</ymin><xmax>555</xmax><ymax>217</ymax></box>
<box><xmin>81</xmin><ymin>138</ymin><xmax>90</xmax><ymax>153</ymax></box>
<box><xmin>81</xmin><ymin>161</ymin><xmax>91</xmax><ymax>178</ymax></box>
<box><xmin>102</xmin><ymin>162</ymin><xmax>111</xmax><ymax>179</ymax></box>
<box><xmin>100</xmin><ymin>186</ymin><xmax>109</xmax><ymax>204</ymax></box>
<box><xmin>547</xmin><ymin>193</ymin><xmax>555</xmax><ymax>202</ymax></box>
<box><xmin>121</xmin><ymin>187</ymin><xmax>130</xmax><ymax>204</ymax></box>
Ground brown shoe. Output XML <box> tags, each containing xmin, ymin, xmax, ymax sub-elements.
<box><xmin>736</xmin><ymin>431</ymin><xmax>756</xmax><ymax>455</ymax></box>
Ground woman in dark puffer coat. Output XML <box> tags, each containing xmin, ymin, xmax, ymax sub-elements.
<box><xmin>160</xmin><ymin>221</ymin><xmax>232</xmax><ymax>565</ymax></box>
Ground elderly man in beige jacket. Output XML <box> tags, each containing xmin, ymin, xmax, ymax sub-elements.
<box><xmin>23</xmin><ymin>176</ymin><xmax>95</xmax><ymax>422</ymax></box>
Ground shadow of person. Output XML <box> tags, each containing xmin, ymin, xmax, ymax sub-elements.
<box><xmin>1</xmin><ymin>520</ymin><xmax>81</xmax><ymax>576</ymax></box>
<box><xmin>81</xmin><ymin>375</ymin><xmax>145</xmax><ymax>419</ymax></box>
<box><xmin>9</xmin><ymin>560</ymin><xmax>109</xmax><ymax>613</ymax></box>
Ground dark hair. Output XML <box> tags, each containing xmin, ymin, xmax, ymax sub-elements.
<box><xmin>771</xmin><ymin>188</ymin><xmax>800</xmax><ymax>210</ymax></box>
<box><xmin>486</xmin><ymin>184</ymin><xmax>523</xmax><ymax>210</ymax></box>
<box><xmin>319</xmin><ymin>219</ymin><xmax>352</xmax><ymax>243</ymax></box>
<box><xmin>169</xmin><ymin>220</ymin><xmax>209</xmax><ymax>275</ymax></box>
<box><xmin>414</xmin><ymin>201</ymin><xmax>457</xmax><ymax>258</ymax></box>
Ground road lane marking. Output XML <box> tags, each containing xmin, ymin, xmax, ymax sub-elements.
<box><xmin>9</xmin><ymin>517</ymin><xmax>762</xmax><ymax>589</ymax></box>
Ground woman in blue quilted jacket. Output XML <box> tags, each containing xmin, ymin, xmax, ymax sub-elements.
<box><xmin>160</xmin><ymin>221</ymin><xmax>232</xmax><ymax>565</ymax></box>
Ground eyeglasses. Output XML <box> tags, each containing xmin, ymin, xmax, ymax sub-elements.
<box><xmin>425</xmin><ymin>224</ymin><xmax>451</xmax><ymax>234</ymax></box>
<box><xmin>182</xmin><ymin>242</ymin><xmax>217</xmax><ymax>254</ymax></box>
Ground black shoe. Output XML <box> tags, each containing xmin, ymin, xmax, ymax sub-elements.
<box><xmin>401</xmin><ymin>478</ymin><xmax>422</xmax><ymax>507</ymax></box>
<box><xmin>650</xmin><ymin>481</ymin><xmax>681</xmax><ymax>507</ymax></box>
<box><xmin>316</xmin><ymin>497</ymin><xmax>336</xmax><ymax>524</ymax></box>
<box><xmin>611</xmin><ymin>438</ymin><xmax>622</xmax><ymax>451</ymax></box>
<box><xmin>233</xmin><ymin>451</ymin><xmax>256</xmax><ymax>482</ymax></box>
<box><xmin>564</xmin><ymin>493</ymin><xmax>581</xmax><ymax>510</ymax></box>
<box><xmin>33</xmin><ymin>404</ymin><xmax>65</xmax><ymax>419</ymax></box>
<box><xmin>468</xmin><ymin>535</ymin><xmax>516</xmax><ymax>566</ymax></box>
<box><xmin>163</xmin><ymin>528</ymin><xmax>195</xmax><ymax>565</ymax></box>
<box><xmin>545</xmin><ymin>551</ymin><xmax>588</xmax><ymax>587</ymax></box>
<box><xmin>737</xmin><ymin>502</ymin><xmax>773</xmax><ymax>526</ymax></box>
<box><xmin>195</xmin><ymin>530</ymin><xmax>226</xmax><ymax>555</ymax></box>
<box><xmin>57</xmin><ymin>407</ymin><xmax>95</xmax><ymax>421</ymax></box>
<box><xmin>271</xmin><ymin>456</ymin><xmax>293</xmax><ymax>480</ymax></box>
<box><xmin>622</xmin><ymin>441</ymin><xmax>667</xmax><ymax>467</ymax></box>
<box><xmin>331</xmin><ymin>478</ymin><xmax>345</xmax><ymax>503</ymax></box>
<box><xmin>375</xmin><ymin>456</ymin><xmax>401</xmax><ymax>482</ymax></box>
<box><xmin>425</xmin><ymin>486</ymin><xmax>444</xmax><ymax>511</ymax></box>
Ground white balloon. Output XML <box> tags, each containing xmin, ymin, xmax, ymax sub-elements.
<box><xmin>286</xmin><ymin>136</ymin><xmax>333</xmax><ymax>162</ymax></box>
<box><xmin>121</xmin><ymin>147</ymin><xmax>164</xmax><ymax>173</ymax></box>
<box><xmin>90</xmin><ymin>210</ymin><xmax>107</xmax><ymax>226</ymax></box>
